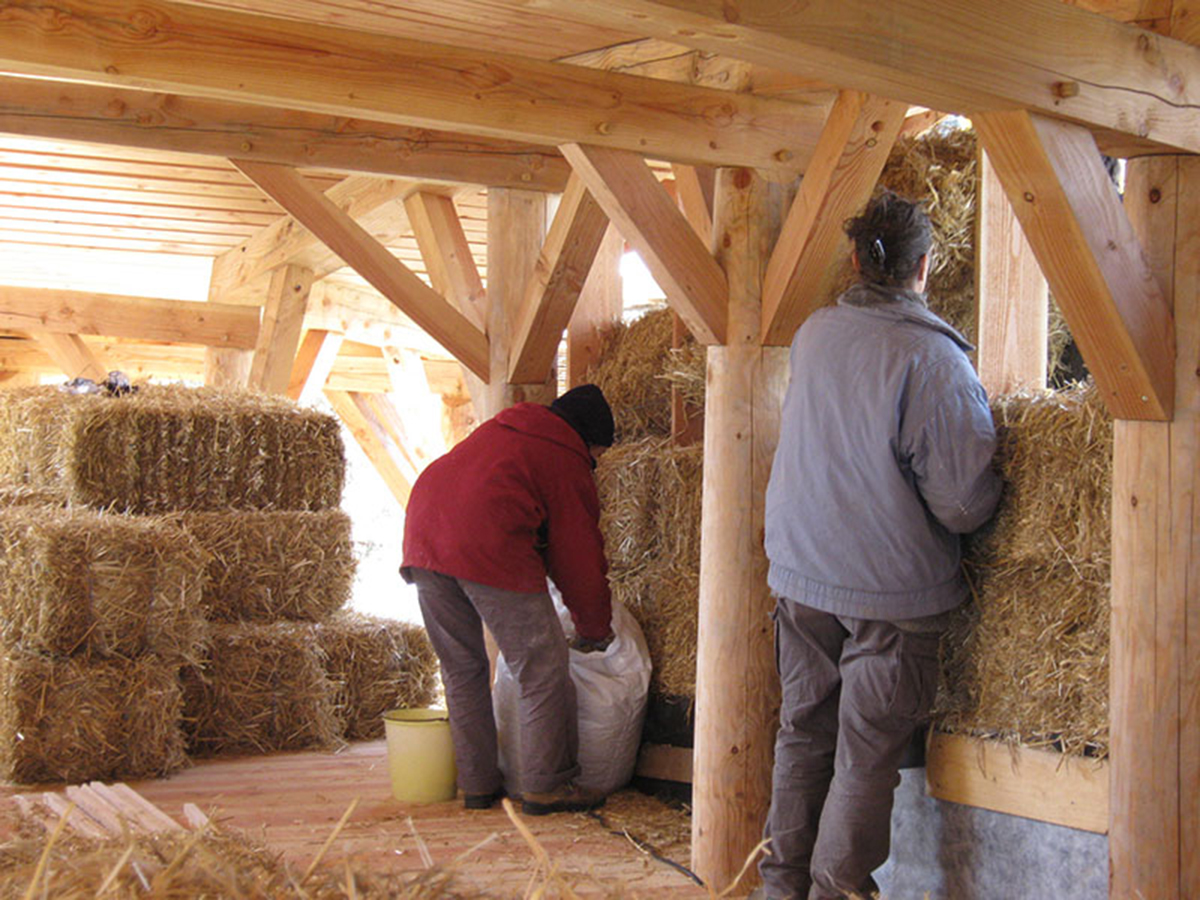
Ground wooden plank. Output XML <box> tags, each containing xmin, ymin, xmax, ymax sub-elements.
<box><xmin>287</xmin><ymin>329</ymin><xmax>344</xmax><ymax>404</ymax></box>
<box><xmin>975</xmin><ymin>148</ymin><xmax>1049</xmax><ymax>394</ymax></box>
<box><xmin>761</xmin><ymin>91</ymin><xmax>907</xmax><ymax>345</ymax></box>
<box><xmin>671</xmin><ymin>164</ymin><xmax>714</xmax><ymax>241</ymax></box>
<box><xmin>0</xmin><ymin>75</ymin><xmax>570</xmax><ymax>191</ymax></box>
<box><xmin>0</xmin><ymin>286</ymin><xmax>259</xmax><ymax>349</ymax></box>
<box><xmin>509</xmin><ymin>174</ymin><xmax>609</xmax><ymax>383</ymax></box>
<box><xmin>0</xmin><ymin>0</ymin><xmax>824</xmax><ymax>174</ymax></box>
<box><xmin>925</xmin><ymin>733</ymin><xmax>1108</xmax><ymax>834</ymax></box>
<box><xmin>1174</xmin><ymin>155</ymin><xmax>1200</xmax><ymax>900</ymax></box>
<box><xmin>39</xmin><ymin>792</ymin><xmax>109</xmax><ymax>840</ymax></box>
<box><xmin>975</xmin><ymin>110</ymin><xmax>1173</xmax><ymax>420</ymax></box>
<box><xmin>33</xmin><ymin>331</ymin><xmax>106</xmax><ymax>380</ymax></box>
<box><xmin>404</xmin><ymin>191</ymin><xmax>487</xmax><ymax>330</ymax></box>
<box><xmin>232</xmin><ymin>160</ymin><xmax>489</xmax><ymax>381</ymax></box>
<box><xmin>248</xmin><ymin>264</ymin><xmax>313</xmax><ymax>394</ymax></box>
<box><xmin>692</xmin><ymin>168</ymin><xmax>788</xmax><ymax>892</ymax></box>
<box><xmin>566</xmin><ymin>224</ymin><xmax>624</xmax><ymax>389</ymax></box>
<box><xmin>636</xmin><ymin>743</ymin><xmax>694</xmax><ymax>783</ymax></box>
<box><xmin>324</xmin><ymin>389</ymin><xmax>412</xmax><ymax>506</ymax></box>
<box><xmin>208</xmin><ymin>174</ymin><xmax>415</xmax><ymax>303</ymax></box>
<box><xmin>527</xmin><ymin>0</ymin><xmax>1200</xmax><ymax>157</ymax></box>
<box><xmin>106</xmin><ymin>783</ymin><xmax>185</xmax><ymax>833</ymax></box>
<box><xmin>562</xmin><ymin>143</ymin><xmax>727</xmax><ymax>346</ymax></box>
<box><xmin>64</xmin><ymin>785</ymin><xmax>126</xmax><ymax>836</ymax></box>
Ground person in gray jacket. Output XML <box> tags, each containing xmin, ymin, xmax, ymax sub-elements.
<box><xmin>757</xmin><ymin>191</ymin><xmax>1002</xmax><ymax>900</ymax></box>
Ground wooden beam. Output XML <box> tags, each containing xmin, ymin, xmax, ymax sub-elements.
<box><xmin>209</xmin><ymin>175</ymin><xmax>415</xmax><ymax>304</ymax></box>
<box><xmin>0</xmin><ymin>75</ymin><xmax>570</xmax><ymax>191</ymax></box>
<box><xmin>761</xmin><ymin>91</ymin><xmax>907</xmax><ymax>345</ymax></box>
<box><xmin>671</xmin><ymin>164</ymin><xmax>715</xmax><ymax>240</ymax></box>
<box><xmin>247</xmin><ymin>264</ymin><xmax>313</xmax><ymax>394</ymax></box>
<box><xmin>304</xmin><ymin>283</ymin><xmax>447</xmax><ymax>354</ymax></box>
<box><xmin>232</xmin><ymin>160</ymin><xmax>489</xmax><ymax>381</ymax></box>
<box><xmin>566</xmin><ymin>224</ymin><xmax>624</xmax><ymax>388</ymax></box>
<box><xmin>0</xmin><ymin>286</ymin><xmax>258</xmax><ymax>349</ymax></box>
<box><xmin>324</xmin><ymin>389</ymin><xmax>413</xmax><ymax>507</ymax></box>
<box><xmin>508</xmin><ymin>174</ymin><xmax>610</xmax><ymax>382</ymax></box>
<box><xmin>975</xmin><ymin>110</ymin><xmax>1174</xmax><ymax>420</ymax></box>
<box><xmin>562</xmin><ymin>143</ymin><xmax>727</xmax><ymax>345</ymax></box>
<box><xmin>33</xmin><ymin>331</ymin><xmax>106</xmax><ymax>381</ymax></box>
<box><xmin>692</xmin><ymin>168</ymin><xmax>787</xmax><ymax>892</ymax></box>
<box><xmin>286</xmin><ymin>329</ymin><xmax>344</xmax><ymax>405</ymax></box>
<box><xmin>526</xmin><ymin>0</ymin><xmax>1200</xmax><ymax>157</ymax></box>
<box><xmin>975</xmin><ymin>148</ymin><xmax>1049</xmax><ymax>394</ymax></box>
<box><xmin>925</xmin><ymin>733</ymin><xmax>1107</xmax><ymax>834</ymax></box>
<box><xmin>382</xmin><ymin>345</ymin><xmax>447</xmax><ymax>470</ymax></box>
<box><xmin>0</xmin><ymin>0</ymin><xmax>824</xmax><ymax>175</ymax></box>
<box><xmin>635</xmin><ymin>743</ymin><xmax>694</xmax><ymax>783</ymax></box>
<box><xmin>404</xmin><ymin>192</ymin><xmax>487</xmax><ymax>331</ymax></box>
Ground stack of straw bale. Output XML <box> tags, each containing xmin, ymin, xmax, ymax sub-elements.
<box><xmin>317</xmin><ymin>612</ymin><xmax>441</xmax><ymax>740</ymax></box>
<box><xmin>0</xmin><ymin>503</ymin><xmax>208</xmax><ymax>783</ymax></box>
<box><xmin>937</xmin><ymin>384</ymin><xmax>1112</xmax><ymax>757</ymax></box>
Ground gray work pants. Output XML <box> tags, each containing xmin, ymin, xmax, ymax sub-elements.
<box><xmin>759</xmin><ymin>597</ymin><xmax>941</xmax><ymax>900</ymax></box>
<box><xmin>410</xmin><ymin>568</ymin><xmax>580</xmax><ymax>795</ymax></box>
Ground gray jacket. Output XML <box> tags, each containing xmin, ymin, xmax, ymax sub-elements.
<box><xmin>764</xmin><ymin>283</ymin><xmax>1002</xmax><ymax>620</ymax></box>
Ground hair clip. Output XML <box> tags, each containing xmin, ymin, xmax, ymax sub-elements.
<box><xmin>869</xmin><ymin>237</ymin><xmax>887</xmax><ymax>265</ymax></box>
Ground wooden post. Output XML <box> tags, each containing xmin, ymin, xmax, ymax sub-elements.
<box><xmin>692</xmin><ymin>167</ymin><xmax>788</xmax><ymax>893</ymax></box>
<box><xmin>565</xmin><ymin>223</ymin><xmax>623</xmax><ymax>389</ymax></box>
<box><xmin>1110</xmin><ymin>155</ymin><xmax>1198</xmax><ymax>899</ymax></box>
<box><xmin>474</xmin><ymin>188</ymin><xmax>554</xmax><ymax>418</ymax></box>
<box><xmin>975</xmin><ymin>148</ymin><xmax>1048</xmax><ymax>393</ymax></box>
<box><xmin>248</xmin><ymin>264</ymin><xmax>314</xmax><ymax>394</ymax></box>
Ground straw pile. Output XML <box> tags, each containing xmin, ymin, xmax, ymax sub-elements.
<box><xmin>0</xmin><ymin>507</ymin><xmax>208</xmax><ymax>662</ymax></box>
<box><xmin>597</xmin><ymin>438</ymin><xmax>702</xmax><ymax>698</ymax></box>
<box><xmin>181</xmin><ymin>622</ymin><xmax>344</xmax><ymax>757</ymax></box>
<box><xmin>178</xmin><ymin>510</ymin><xmax>355</xmax><ymax>622</ymax></box>
<box><xmin>317</xmin><ymin>612</ymin><xmax>441</xmax><ymax>740</ymax></box>
<box><xmin>936</xmin><ymin>384</ymin><xmax>1112</xmax><ymax>757</ymax></box>
<box><xmin>0</xmin><ymin>649</ymin><xmax>186</xmax><ymax>783</ymax></box>
<box><xmin>0</xmin><ymin>385</ymin><xmax>345</xmax><ymax>512</ymax></box>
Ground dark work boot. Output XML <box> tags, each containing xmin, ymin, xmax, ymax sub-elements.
<box><xmin>520</xmin><ymin>782</ymin><xmax>605</xmax><ymax>816</ymax></box>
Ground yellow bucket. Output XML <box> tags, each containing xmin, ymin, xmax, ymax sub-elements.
<box><xmin>382</xmin><ymin>708</ymin><xmax>458</xmax><ymax>803</ymax></box>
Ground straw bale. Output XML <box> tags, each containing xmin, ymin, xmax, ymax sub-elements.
<box><xmin>181</xmin><ymin>621</ymin><xmax>344</xmax><ymax>757</ymax></box>
<box><xmin>178</xmin><ymin>509</ymin><xmax>355</xmax><ymax>622</ymax></box>
<box><xmin>971</xmin><ymin>383</ymin><xmax>1112</xmax><ymax>566</ymax></box>
<box><xmin>597</xmin><ymin>440</ymin><xmax>703</xmax><ymax>698</ymax></box>
<box><xmin>317</xmin><ymin>612</ymin><xmax>440</xmax><ymax>740</ymax></box>
<box><xmin>937</xmin><ymin>559</ymin><xmax>1109</xmax><ymax>757</ymax></box>
<box><xmin>588</xmin><ymin>309</ymin><xmax>676</xmax><ymax>440</ymax></box>
<box><xmin>0</xmin><ymin>484</ymin><xmax>67</xmax><ymax>507</ymax></box>
<box><xmin>0</xmin><ymin>385</ymin><xmax>345</xmax><ymax>513</ymax></box>
<box><xmin>0</xmin><ymin>649</ymin><xmax>186</xmax><ymax>783</ymax></box>
<box><xmin>0</xmin><ymin>507</ymin><xmax>209</xmax><ymax>663</ymax></box>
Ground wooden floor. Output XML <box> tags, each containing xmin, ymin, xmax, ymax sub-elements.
<box><xmin>2</xmin><ymin>741</ymin><xmax>709</xmax><ymax>898</ymax></box>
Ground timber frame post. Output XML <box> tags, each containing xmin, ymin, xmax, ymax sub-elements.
<box><xmin>692</xmin><ymin>167</ymin><xmax>788</xmax><ymax>892</ymax></box>
<box><xmin>1109</xmin><ymin>155</ymin><xmax>1199</xmax><ymax>900</ymax></box>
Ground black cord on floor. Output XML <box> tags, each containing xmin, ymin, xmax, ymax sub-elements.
<box><xmin>585</xmin><ymin>810</ymin><xmax>706</xmax><ymax>887</ymax></box>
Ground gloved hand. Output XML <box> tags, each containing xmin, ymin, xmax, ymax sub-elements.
<box><xmin>569</xmin><ymin>632</ymin><xmax>615</xmax><ymax>654</ymax></box>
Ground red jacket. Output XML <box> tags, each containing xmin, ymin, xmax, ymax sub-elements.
<box><xmin>402</xmin><ymin>403</ymin><xmax>612</xmax><ymax>640</ymax></box>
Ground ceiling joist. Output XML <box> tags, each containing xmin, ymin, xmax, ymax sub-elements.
<box><xmin>0</xmin><ymin>0</ymin><xmax>823</xmax><ymax>175</ymax></box>
<box><xmin>526</xmin><ymin>0</ymin><xmax>1200</xmax><ymax>157</ymax></box>
<box><xmin>232</xmin><ymin>159</ymin><xmax>490</xmax><ymax>381</ymax></box>
<box><xmin>975</xmin><ymin>109</ymin><xmax>1174</xmax><ymax>420</ymax></box>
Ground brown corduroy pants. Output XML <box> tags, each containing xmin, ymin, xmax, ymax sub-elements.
<box><xmin>759</xmin><ymin>597</ymin><xmax>941</xmax><ymax>900</ymax></box>
<box><xmin>410</xmin><ymin>567</ymin><xmax>579</xmax><ymax>796</ymax></box>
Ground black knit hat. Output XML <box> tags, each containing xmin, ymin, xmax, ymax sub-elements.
<box><xmin>549</xmin><ymin>384</ymin><xmax>615</xmax><ymax>448</ymax></box>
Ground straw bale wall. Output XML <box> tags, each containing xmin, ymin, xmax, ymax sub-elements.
<box><xmin>0</xmin><ymin>649</ymin><xmax>187</xmax><ymax>783</ymax></box>
<box><xmin>181</xmin><ymin>622</ymin><xmax>344</xmax><ymax>757</ymax></box>
<box><xmin>178</xmin><ymin>509</ymin><xmax>355</xmax><ymax>622</ymax></box>
<box><xmin>318</xmin><ymin>612</ymin><xmax>441</xmax><ymax>740</ymax></box>
<box><xmin>0</xmin><ymin>385</ymin><xmax>345</xmax><ymax>512</ymax></box>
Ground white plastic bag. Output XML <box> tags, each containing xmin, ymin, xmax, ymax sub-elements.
<box><xmin>493</xmin><ymin>586</ymin><xmax>652</xmax><ymax>795</ymax></box>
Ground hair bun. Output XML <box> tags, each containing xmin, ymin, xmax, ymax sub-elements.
<box><xmin>869</xmin><ymin>237</ymin><xmax>887</xmax><ymax>265</ymax></box>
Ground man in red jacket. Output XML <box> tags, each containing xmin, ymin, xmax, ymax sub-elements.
<box><xmin>402</xmin><ymin>384</ymin><xmax>615</xmax><ymax>816</ymax></box>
